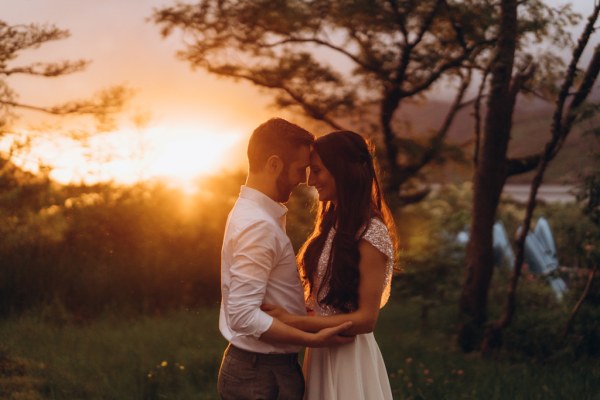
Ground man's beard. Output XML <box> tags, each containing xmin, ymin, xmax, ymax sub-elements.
<box><xmin>275</xmin><ymin>164</ymin><xmax>294</xmax><ymax>203</ymax></box>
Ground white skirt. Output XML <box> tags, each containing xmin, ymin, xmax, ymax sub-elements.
<box><xmin>303</xmin><ymin>332</ymin><xmax>393</xmax><ymax>400</ymax></box>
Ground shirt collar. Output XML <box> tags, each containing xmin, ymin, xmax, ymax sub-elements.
<box><xmin>239</xmin><ymin>185</ymin><xmax>288</xmax><ymax>222</ymax></box>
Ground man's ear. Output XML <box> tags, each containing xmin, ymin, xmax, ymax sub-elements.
<box><xmin>265</xmin><ymin>155</ymin><xmax>284</xmax><ymax>176</ymax></box>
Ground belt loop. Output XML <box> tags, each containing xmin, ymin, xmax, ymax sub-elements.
<box><xmin>251</xmin><ymin>353</ymin><xmax>258</xmax><ymax>368</ymax></box>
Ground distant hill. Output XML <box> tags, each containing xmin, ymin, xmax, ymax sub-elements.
<box><xmin>392</xmin><ymin>94</ymin><xmax>599</xmax><ymax>184</ymax></box>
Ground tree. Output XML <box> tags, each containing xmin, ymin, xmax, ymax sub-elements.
<box><xmin>150</xmin><ymin>0</ymin><xmax>587</xmax><ymax>351</ymax></box>
<box><xmin>152</xmin><ymin>0</ymin><xmax>572</xmax><ymax>202</ymax></box>
<box><xmin>0</xmin><ymin>20</ymin><xmax>129</xmax><ymax>146</ymax></box>
<box><xmin>458</xmin><ymin>1</ymin><xmax>600</xmax><ymax>352</ymax></box>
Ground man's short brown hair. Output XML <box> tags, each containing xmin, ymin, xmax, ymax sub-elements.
<box><xmin>247</xmin><ymin>118</ymin><xmax>314</xmax><ymax>173</ymax></box>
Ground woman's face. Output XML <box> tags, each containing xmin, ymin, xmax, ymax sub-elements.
<box><xmin>308</xmin><ymin>151</ymin><xmax>337</xmax><ymax>202</ymax></box>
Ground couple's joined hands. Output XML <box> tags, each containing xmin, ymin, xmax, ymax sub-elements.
<box><xmin>262</xmin><ymin>303</ymin><xmax>355</xmax><ymax>347</ymax></box>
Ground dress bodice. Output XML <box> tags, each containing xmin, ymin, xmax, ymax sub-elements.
<box><xmin>307</xmin><ymin>218</ymin><xmax>395</xmax><ymax>316</ymax></box>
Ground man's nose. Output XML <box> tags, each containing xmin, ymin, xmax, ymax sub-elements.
<box><xmin>307</xmin><ymin>173</ymin><xmax>315</xmax><ymax>187</ymax></box>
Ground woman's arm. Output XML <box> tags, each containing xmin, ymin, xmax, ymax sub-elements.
<box><xmin>266</xmin><ymin>239</ymin><xmax>388</xmax><ymax>335</ymax></box>
<box><xmin>259</xmin><ymin>318</ymin><xmax>355</xmax><ymax>347</ymax></box>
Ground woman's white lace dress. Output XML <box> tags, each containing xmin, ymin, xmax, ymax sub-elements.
<box><xmin>303</xmin><ymin>218</ymin><xmax>394</xmax><ymax>400</ymax></box>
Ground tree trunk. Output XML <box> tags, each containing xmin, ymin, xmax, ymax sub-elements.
<box><xmin>483</xmin><ymin>12</ymin><xmax>600</xmax><ymax>352</ymax></box>
<box><xmin>458</xmin><ymin>0</ymin><xmax>517</xmax><ymax>352</ymax></box>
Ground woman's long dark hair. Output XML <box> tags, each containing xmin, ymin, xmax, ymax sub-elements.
<box><xmin>298</xmin><ymin>131</ymin><xmax>398</xmax><ymax>313</ymax></box>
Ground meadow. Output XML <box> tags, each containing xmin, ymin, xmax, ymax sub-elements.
<box><xmin>2</xmin><ymin>1</ymin><xmax>600</xmax><ymax>398</ymax></box>
<box><xmin>0</xmin><ymin>174</ymin><xmax>598</xmax><ymax>399</ymax></box>
<box><xmin>1</xmin><ymin>296</ymin><xmax>599</xmax><ymax>400</ymax></box>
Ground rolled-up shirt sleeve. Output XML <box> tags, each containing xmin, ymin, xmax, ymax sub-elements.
<box><xmin>226</xmin><ymin>221</ymin><xmax>276</xmax><ymax>338</ymax></box>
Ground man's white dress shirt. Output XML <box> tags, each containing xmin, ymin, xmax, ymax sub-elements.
<box><xmin>219</xmin><ymin>186</ymin><xmax>306</xmax><ymax>354</ymax></box>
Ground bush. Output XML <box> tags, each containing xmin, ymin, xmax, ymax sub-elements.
<box><xmin>0</xmin><ymin>168</ymin><xmax>325</xmax><ymax>319</ymax></box>
<box><xmin>395</xmin><ymin>183</ymin><xmax>473</xmax><ymax>298</ymax></box>
<box><xmin>0</xmin><ymin>171</ymin><xmax>246</xmax><ymax>317</ymax></box>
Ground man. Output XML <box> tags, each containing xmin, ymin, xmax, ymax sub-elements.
<box><xmin>218</xmin><ymin>118</ymin><xmax>353</xmax><ymax>399</ymax></box>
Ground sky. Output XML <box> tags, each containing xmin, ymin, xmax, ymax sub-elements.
<box><xmin>1</xmin><ymin>0</ymin><xmax>274</xmax><ymax>187</ymax></box>
<box><xmin>0</xmin><ymin>0</ymin><xmax>598</xmax><ymax>188</ymax></box>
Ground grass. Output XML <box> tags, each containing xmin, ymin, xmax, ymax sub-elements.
<box><xmin>0</xmin><ymin>308</ymin><xmax>226</xmax><ymax>399</ymax></box>
<box><xmin>0</xmin><ymin>300</ymin><xmax>599</xmax><ymax>399</ymax></box>
<box><xmin>379</xmin><ymin>301</ymin><xmax>600</xmax><ymax>400</ymax></box>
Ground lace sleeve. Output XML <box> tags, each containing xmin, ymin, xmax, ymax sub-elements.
<box><xmin>361</xmin><ymin>218</ymin><xmax>395</xmax><ymax>307</ymax></box>
<box><xmin>362</xmin><ymin>219</ymin><xmax>393</xmax><ymax>261</ymax></box>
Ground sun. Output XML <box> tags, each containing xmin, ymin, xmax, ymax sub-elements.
<box><xmin>7</xmin><ymin>122</ymin><xmax>245</xmax><ymax>191</ymax></box>
<box><xmin>143</xmin><ymin>124</ymin><xmax>242</xmax><ymax>190</ymax></box>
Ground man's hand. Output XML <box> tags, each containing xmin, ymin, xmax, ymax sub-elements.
<box><xmin>309</xmin><ymin>322</ymin><xmax>355</xmax><ymax>348</ymax></box>
<box><xmin>259</xmin><ymin>314</ymin><xmax>355</xmax><ymax>347</ymax></box>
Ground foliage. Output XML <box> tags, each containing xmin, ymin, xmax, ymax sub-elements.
<box><xmin>578</xmin><ymin>125</ymin><xmax>600</xmax><ymax>283</ymax></box>
<box><xmin>0</xmin><ymin>18</ymin><xmax>130</xmax><ymax>191</ymax></box>
<box><xmin>535</xmin><ymin>202</ymin><xmax>600</xmax><ymax>268</ymax></box>
<box><xmin>0</xmin><ymin>20</ymin><xmax>129</xmax><ymax>131</ymax></box>
<box><xmin>152</xmin><ymin>0</ymin><xmax>577</xmax><ymax>196</ymax></box>
<box><xmin>393</xmin><ymin>182</ymin><xmax>599</xmax><ymax>356</ymax></box>
<box><xmin>392</xmin><ymin>183</ymin><xmax>568</xmax><ymax>299</ymax></box>
<box><xmin>460</xmin><ymin>1</ymin><xmax>599</xmax><ymax>352</ymax></box>
<box><xmin>487</xmin><ymin>269</ymin><xmax>600</xmax><ymax>361</ymax></box>
<box><xmin>0</xmin><ymin>165</ymin><xmax>247</xmax><ymax>317</ymax></box>
<box><xmin>395</xmin><ymin>183</ymin><xmax>472</xmax><ymax>303</ymax></box>
<box><xmin>0</xmin><ymin>170</ymin><xmax>598</xmax><ymax>397</ymax></box>
<box><xmin>0</xmin><ymin>165</ymin><xmax>321</xmax><ymax>318</ymax></box>
<box><xmin>2</xmin><ymin>161</ymin><xmax>597</xmax><ymax>359</ymax></box>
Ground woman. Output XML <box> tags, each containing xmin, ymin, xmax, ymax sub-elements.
<box><xmin>265</xmin><ymin>130</ymin><xmax>398</xmax><ymax>399</ymax></box>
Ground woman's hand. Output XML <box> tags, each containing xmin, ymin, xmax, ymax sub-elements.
<box><xmin>310</xmin><ymin>322</ymin><xmax>355</xmax><ymax>348</ymax></box>
<box><xmin>262</xmin><ymin>303</ymin><xmax>355</xmax><ymax>335</ymax></box>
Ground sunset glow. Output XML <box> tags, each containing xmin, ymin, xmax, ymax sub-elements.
<box><xmin>1</xmin><ymin>123</ymin><xmax>243</xmax><ymax>192</ymax></box>
<box><xmin>142</xmin><ymin>124</ymin><xmax>242</xmax><ymax>190</ymax></box>
<box><xmin>0</xmin><ymin>0</ymin><xmax>270</xmax><ymax>195</ymax></box>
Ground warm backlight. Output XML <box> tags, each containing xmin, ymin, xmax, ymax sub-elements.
<box><xmin>143</xmin><ymin>124</ymin><xmax>242</xmax><ymax>191</ymax></box>
<box><xmin>2</xmin><ymin>123</ymin><xmax>243</xmax><ymax>192</ymax></box>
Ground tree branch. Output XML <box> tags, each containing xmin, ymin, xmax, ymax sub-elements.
<box><xmin>410</xmin><ymin>0</ymin><xmax>444</xmax><ymax>47</ymax></box>
<box><xmin>1</xmin><ymin>60</ymin><xmax>89</xmax><ymax>77</ymax></box>
<box><xmin>506</xmin><ymin>154</ymin><xmax>542</xmax><ymax>176</ymax></box>
<box><xmin>387</xmin><ymin>0</ymin><xmax>408</xmax><ymax>38</ymax></box>
<box><xmin>0</xmin><ymin>100</ymin><xmax>57</xmax><ymax>115</ymax></box>
<box><xmin>551</xmin><ymin>2</ymin><xmax>600</xmax><ymax>142</ymax></box>
<box><xmin>398</xmin><ymin>186</ymin><xmax>431</xmax><ymax>205</ymax></box>
<box><xmin>441</xmin><ymin>0</ymin><xmax>468</xmax><ymax>50</ymax></box>
<box><xmin>403</xmin><ymin>49</ymin><xmax>474</xmax><ymax>96</ymax></box>
<box><xmin>562</xmin><ymin>264</ymin><xmax>599</xmax><ymax>340</ymax></box>
<box><xmin>509</xmin><ymin>59</ymin><xmax>536</xmax><ymax>105</ymax></box>
<box><xmin>473</xmin><ymin>66</ymin><xmax>491</xmax><ymax>166</ymax></box>
<box><xmin>0</xmin><ymin>86</ymin><xmax>130</xmax><ymax>118</ymax></box>
<box><xmin>206</xmin><ymin>65</ymin><xmax>345</xmax><ymax>130</ymax></box>
<box><xmin>557</xmin><ymin>44</ymin><xmax>600</xmax><ymax>141</ymax></box>
<box><xmin>482</xmin><ymin>2</ymin><xmax>600</xmax><ymax>353</ymax></box>
<box><xmin>263</xmin><ymin>36</ymin><xmax>380</xmax><ymax>77</ymax></box>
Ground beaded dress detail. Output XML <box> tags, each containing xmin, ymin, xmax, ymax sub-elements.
<box><xmin>302</xmin><ymin>217</ymin><xmax>394</xmax><ymax>400</ymax></box>
<box><xmin>307</xmin><ymin>217</ymin><xmax>394</xmax><ymax>316</ymax></box>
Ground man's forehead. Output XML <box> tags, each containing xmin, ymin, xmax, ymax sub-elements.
<box><xmin>290</xmin><ymin>145</ymin><xmax>311</xmax><ymax>165</ymax></box>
